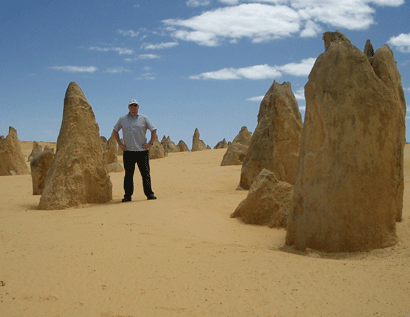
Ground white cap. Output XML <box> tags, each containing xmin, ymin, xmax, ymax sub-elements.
<box><xmin>128</xmin><ymin>99</ymin><xmax>139</xmax><ymax>106</ymax></box>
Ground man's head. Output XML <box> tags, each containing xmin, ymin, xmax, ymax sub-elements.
<box><xmin>128</xmin><ymin>99</ymin><xmax>139</xmax><ymax>116</ymax></box>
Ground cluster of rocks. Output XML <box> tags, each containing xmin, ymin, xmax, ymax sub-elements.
<box><xmin>0</xmin><ymin>31</ymin><xmax>406</xmax><ymax>253</ymax></box>
<box><xmin>149</xmin><ymin>128</ymin><xmax>212</xmax><ymax>159</ymax></box>
<box><xmin>230</xmin><ymin>31</ymin><xmax>406</xmax><ymax>253</ymax></box>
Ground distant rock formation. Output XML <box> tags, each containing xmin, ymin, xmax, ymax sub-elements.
<box><xmin>231</xmin><ymin>169</ymin><xmax>293</xmax><ymax>228</ymax></box>
<box><xmin>192</xmin><ymin>128</ymin><xmax>207</xmax><ymax>151</ymax></box>
<box><xmin>28</xmin><ymin>141</ymin><xmax>43</xmax><ymax>161</ymax></box>
<box><xmin>106</xmin><ymin>132</ymin><xmax>124</xmax><ymax>173</ymax></box>
<box><xmin>238</xmin><ymin>81</ymin><xmax>302</xmax><ymax>189</ymax></box>
<box><xmin>149</xmin><ymin>136</ymin><xmax>166</xmax><ymax>159</ymax></box>
<box><xmin>38</xmin><ymin>82</ymin><xmax>112</xmax><ymax>210</ymax></box>
<box><xmin>30</xmin><ymin>150</ymin><xmax>54</xmax><ymax>195</ymax></box>
<box><xmin>0</xmin><ymin>127</ymin><xmax>30</xmax><ymax>176</ymax></box>
<box><xmin>214</xmin><ymin>139</ymin><xmax>228</xmax><ymax>149</ymax></box>
<box><xmin>161</xmin><ymin>136</ymin><xmax>179</xmax><ymax>153</ymax></box>
<box><xmin>221</xmin><ymin>126</ymin><xmax>252</xmax><ymax>166</ymax></box>
<box><xmin>286</xmin><ymin>31</ymin><xmax>406</xmax><ymax>252</ymax></box>
<box><xmin>43</xmin><ymin>145</ymin><xmax>54</xmax><ymax>153</ymax></box>
<box><xmin>232</xmin><ymin>126</ymin><xmax>252</xmax><ymax>146</ymax></box>
<box><xmin>177</xmin><ymin>140</ymin><xmax>190</xmax><ymax>152</ymax></box>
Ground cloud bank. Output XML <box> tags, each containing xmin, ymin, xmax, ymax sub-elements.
<box><xmin>164</xmin><ymin>0</ymin><xmax>405</xmax><ymax>46</ymax></box>
<box><xmin>190</xmin><ymin>57</ymin><xmax>316</xmax><ymax>80</ymax></box>
<box><xmin>49</xmin><ymin>66</ymin><xmax>97</xmax><ymax>73</ymax></box>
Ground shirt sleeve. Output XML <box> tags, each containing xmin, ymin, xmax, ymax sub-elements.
<box><xmin>113</xmin><ymin>117</ymin><xmax>122</xmax><ymax>132</ymax></box>
<box><xmin>145</xmin><ymin>116</ymin><xmax>156</xmax><ymax>132</ymax></box>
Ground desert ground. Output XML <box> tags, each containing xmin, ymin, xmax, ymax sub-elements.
<box><xmin>1</xmin><ymin>142</ymin><xmax>409</xmax><ymax>317</ymax></box>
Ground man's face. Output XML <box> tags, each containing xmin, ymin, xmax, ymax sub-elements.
<box><xmin>128</xmin><ymin>104</ymin><xmax>139</xmax><ymax>116</ymax></box>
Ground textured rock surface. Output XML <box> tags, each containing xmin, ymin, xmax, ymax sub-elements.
<box><xmin>161</xmin><ymin>136</ymin><xmax>179</xmax><ymax>153</ymax></box>
<box><xmin>214</xmin><ymin>139</ymin><xmax>228</xmax><ymax>149</ymax></box>
<box><xmin>149</xmin><ymin>136</ymin><xmax>166</xmax><ymax>159</ymax></box>
<box><xmin>0</xmin><ymin>127</ymin><xmax>30</xmax><ymax>176</ymax></box>
<box><xmin>38</xmin><ymin>82</ymin><xmax>112</xmax><ymax>210</ymax></box>
<box><xmin>221</xmin><ymin>126</ymin><xmax>252</xmax><ymax>166</ymax></box>
<box><xmin>231</xmin><ymin>169</ymin><xmax>293</xmax><ymax>228</ymax></box>
<box><xmin>238</xmin><ymin>81</ymin><xmax>302</xmax><ymax>189</ymax></box>
<box><xmin>192</xmin><ymin>128</ymin><xmax>207</xmax><ymax>151</ymax></box>
<box><xmin>177</xmin><ymin>140</ymin><xmax>190</xmax><ymax>152</ymax></box>
<box><xmin>286</xmin><ymin>32</ymin><xmax>405</xmax><ymax>252</ymax></box>
<box><xmin>106</xmin><ymin>133</ymin><xmax>124</xmax><ymax>172</ymax></box>
<box><xmin>30</xmin><ymin>150</ymin><xmax>54</xmax><ymax>195</ymax></box>
<box><xmin>28</xmin><ymin>141</ymin><xmax>43</xmax><ymax>162</ymax></box>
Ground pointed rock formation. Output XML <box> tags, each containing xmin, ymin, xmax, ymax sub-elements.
<box><xmin>177</xmin><ymin>140</ymin><xmax>190</xmax><ymax>152</ymax></box>
<box><xmin>30</xmin><ymin>150</ymin><xmax>54</xmax><ymax>195</ymax></box>
<box><xmin>149</xmin><ymin>136</ymin><xmax>166</xmax><ymax>159</ymax></box>
<box><xmin>43</xmin><ymin>145</ymin><xmax>54</xmax><ymax>153</ymax></box>
<box><xmin>106</xmin><ymin>132</ymin><xmax>124</xmax><ymax>173</ymax></box>
<box><xmin>286</xmin><ymin>32</ymin><xmax>405</xmax><ymax>252</ymax></box>
<box><xmin>221</xmin><ymin>126</ymin><xmax>252</xmax><ymax>166</ymax></box>
<box><xmin>232</xmin><ymin>126</ymin><xmax>252</xmax><ymax>146</ymax></box>
<box><xmin>161</xmin><ymin>136</ymin><xmax>179</xmax><ymax>153</ymax></box>
<box><xmin>214</xmin><ymin>139</ymin><xmax>228</xmax><ymax>149</ymax></box>
<box><xmin>192</xmin><ymin>128</ymin><xmax>207</xmax><ymax>151</ymax></box>
<box><xmin>231</xmin><ymin>169</ymin><xmax>293</xmax><ymax>228</ymax></box>
<box><xmin>0</xmin><ymin>127</ymin><xmax>30</xmax><ymax>176</ymax></box>
<box><xmin>28</xmin><ymin>141</ymin><xmax>43</xmax><ymax>161</ymax></box>
<box><xmin>238</xmin><ymin>81</ymin><xmax>302</xmax><ymax>189</ymax></box>
<box><xmin>38</xmin><ymin>82</ymin><xmax>112</xmax><ymax>210</ymax></box>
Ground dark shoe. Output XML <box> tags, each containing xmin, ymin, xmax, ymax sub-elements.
<box><xmin>147</xmin><ymin>195</ymin><xmax>157</xmax><ymax>200</ymax></box>
<box><xmin>122</xmin><ymin>197</ymin><xmax>132</xmax><ymax>202</ymax></box>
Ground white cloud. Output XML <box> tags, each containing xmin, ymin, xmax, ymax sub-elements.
<box><xmin>278</xmin><ymin>58</ymin><xmax>316</xmax><ymax>76</ymax></box>
<box><xmin>369</xmin><ymin>0</ymin><xmax>404</xmax><ymax>6</ymax></box>
<box><xmin>136</xmin><ymin>73</ymin><xmax>156</xmax><ymax>80</ymax></box>
<box><xmin>142</xmin><ymin>42</ymin><xmax>179</xmax><ymax>50</ymax></box>
<box><xmin>190</xmin><ymin>58</ymin><xmax>315</xmax><ymax>80</ymax></box>
<box><xmin>163</xmin><ymin>1</ymin><xmax>404</xmax><ymax>46</ymax></box>
<box><xmin>187</xmin><ymin>0</ymin><xmax>211</xmax><ymax>7</ymax></box>
<box><xmin>246</xmin><ymin>95</ymin><xmax>264</xmax><ymax>102</ymax></box>
<box><xmin>104</xmin><ymin>67</ymin><xmax>131</xmax><ymax>74</ymax></box>
<box><xmin>124</xmin><ymin>54</ymin><xmax>160</xmax><ymax>62</ymax></box>
<box><xmin>137</xmin><ymin>54</ymin><xmax>160</xmax><ymax>60</ymax></box>
<box><xmin>49</xmin><ymin>66</ymin><xmax>97</xmax><ymax>73</ymax></box>
<box><xmin>300</xmin><ymin>20</ymin><xmax>322</xmax><ymax>37</ymax></box>
<box><xmin>164</xmin><ymin>4</ymin><xmax>301</xmax><ymax>46</ymax></box>
<box><xmin>294</xmin><ymin>87</ymin><xmax>305</xmax><ymax>100</ymax></box>
<box><xmin>89</xmin><ymin>46</ymin><xmax>134</xmax><ymax>55</ymax></box>
<box><xmin>388</xmin><ymin>33</ymin><xmax>410</xmax><ymax>53</ymax></box>
<box><xmin>118</xmin><ymin>29</ymin><xmax>140</xmax><ymax>37</ymax></box>
<box><xmin>219</xmin><ymin>0</ymin><xmax>240</xmax><ymax>4</ymax></box>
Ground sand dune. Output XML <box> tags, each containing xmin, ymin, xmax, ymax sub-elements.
<box><xmin>1</xmin><ymin>142</ymin><xmax>409</xmax><ymax>316</ymax></box>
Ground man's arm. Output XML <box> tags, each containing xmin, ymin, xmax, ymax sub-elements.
<box><xmin>150</xmin><ymin>129</ymin><xmax>157</xmax><ymax>144</ymax></box>
<box><xmin>143</xmin><ymin>129</ymin><xmax>157</xmax><ymax>150</ymax></box>
<box><xmin>113</xmin><ymin>129</ymin><xmax>126</xmax><ymax>151</ymax></box>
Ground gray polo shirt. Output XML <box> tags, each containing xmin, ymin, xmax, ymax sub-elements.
<box><xmin>113</xmin><ymin>113</ymin><xmax>156</xmax><ymax>151</ymax></box>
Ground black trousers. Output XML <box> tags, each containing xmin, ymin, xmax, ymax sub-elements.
<box><xmin>123</xmin><ymin>150</ymin><xmax>154</xmax><ymax>199</ymax></box>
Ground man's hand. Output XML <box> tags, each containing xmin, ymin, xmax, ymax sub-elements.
<box><xmin>119</xmin><ymin>144</ymin><xmax>126</xmax><ymax>151</ymax></box>
<box><xmin>143</xmin><ymin>142</ymin><xmax>153</xmax><ymax>150</ymax></box>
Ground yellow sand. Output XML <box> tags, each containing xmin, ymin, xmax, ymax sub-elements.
<box><xmin>1</xmin><ymin>142</ymin><xmax>409</xmax><ymax>317</ymax></box>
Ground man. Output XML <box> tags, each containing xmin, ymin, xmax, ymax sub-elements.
<box><xmin>113</xmin><ymin>99</ymin><xmax>157</xmax><ymax>202</ymax></box>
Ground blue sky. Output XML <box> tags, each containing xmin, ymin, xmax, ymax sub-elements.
<box><xmin>1</xmin><ymin>0</ymin><xmax>410</xmax><ymax>148</ymax></box>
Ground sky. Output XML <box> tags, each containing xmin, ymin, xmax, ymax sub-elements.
<box><xmin>1</xmin><ymin>0</ymin><xmax>410</xmax><ymax>148</ymax></box>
